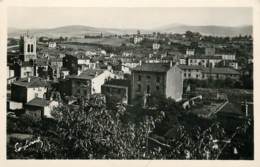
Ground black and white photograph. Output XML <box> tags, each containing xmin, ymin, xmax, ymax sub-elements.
<box><xmin>5</xmin><ymin>4</ymin><xmax>255</xmax><ymax>160</ymax></box>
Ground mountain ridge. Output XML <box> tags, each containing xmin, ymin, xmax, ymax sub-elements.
<box><xmin>8</xmin><ymin>24</ymin><xmax>252</xmax><ymax>38</ymax></box>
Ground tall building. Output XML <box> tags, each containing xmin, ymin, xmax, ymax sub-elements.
<box><xmin>131</xmin><ymin>62</ymin><xmax>183</xmax><ymax>104</ymax></box>
<box><xmin>19</xmin><ymin>33</ymin><xmax>37</xmax><ymax>62</ymax></box>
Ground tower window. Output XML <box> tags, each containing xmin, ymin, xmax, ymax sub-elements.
<box><xmin>31</xmin><ymin>44</ymin><xmax>34</xmax><ymax>52</ymax></box>
<box><xmin>27</xmin><ymin>44</ymin><xmax>30</xmax><ymax>52</ymax></box>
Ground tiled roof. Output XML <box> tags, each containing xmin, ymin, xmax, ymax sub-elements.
<box><xmin>178</xmin><ymin>65</ymin><xmax>204</xmax><ymax>70</ymax></box>
<box><xmin>189</xmin><ymin>56</ymin><xmax>222</xmax><ymax>60</ymax></box>
<box><xmin>104</xmin><ymin>79</ymin><xmax>130</xmax><ymax>87</ymax></box>
<box><xmin>69</xmin><ymin>69</ymin><xmax>105</xmax><ymax>80</ymax></box>
<box><xmin>132</xmin><ymin>63</ymin><xmax>172</xmax><ymax>72</ymax></box>
<box><xmin>13</xmin><ymin>77</ymin><xmax>47</xmax><ymax>88</ymax></box>
<box><xmin>26</xmin><ymin>97</ymin><xmax>49</xmax><ymax>107</ymax></box>
<box><xmin>202</xmin><ymin>67</ymin><xmax>240</xmax><ymax>75</ymax></box>
<box><xmin>35</xmin><ymin>58</ymin><xmax>49</xmax><ymax>66</ymax></box>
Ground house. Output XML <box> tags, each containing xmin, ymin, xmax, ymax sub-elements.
<box><xmin>60</xmin><ymin>68</ymin><xmax>70</xmax><ymax>79</ymax></box>
<box><xmin>48</xmin><ymin>58</ymin><xmax>64</xmax><ymax>80</ymax></box>
<box><xmin>7</xmin><ymin>66</ymin><xmax>16</xmax><ymax>85</ymax></box>
<box><xmin>34</xmin><ymin>58</ymin><xmax>49</xmax><ymax>79</ymax></box>
<box><xmin>188</xmin><ymin>56</ymin><xmax>222</xmax><ymax>68</ymax></box>
<box><xmin>131</xmin><ymin>62</ymin><xmax>183</xmax><ymax>103</ymax></box>
<box><xmin>205</xmin><ymin>47</ymin><xmax>215</xmax><ymax>56</ymax></box>
<box><xmin>217</xmin><ymin>54</ymin><xmax>236</xmax><ymax>61</ymax></box>
<box><xmin>48</xmin><ymin>42</ymin><xmax>57</xmax><ymax>48</ymax></box>
<box><xmin>101</xmin><ymin>79</ymin><xmax>131</xmax><ymax>105</ymax></box>
<box><xmin>24</xmin><ymin>97</ymin><xmax>59</xmax><ymax>120</ymax></box>
<box><xmin>14</xmin><ymin>62</ymin><xmax>34</xmax><ymax>79</ymax></box>
<box><xmin>178</xmin><ymin>65</ymin><xmax>204</xmax><ymax>80</ymax></box>
<box><xmin>11</xmin><ymin>77</ymin><xmax>48</xmax><ymax>104</ymax></box>
<box><xmin>186</xmin><ymin>49</ymin><xmax>195</xmax><ymax>56</ymax></box>
<box><xmin>202</xmin><ymin>67</ymin><xmax>240</xmax><ymax>80</ymax></box>
<box><xmin>63</xmin><ymin>54</ymin><xmax>91</xmax><ymax>75</ymax></box>
<box><xmin>66</xmin><ymin>69</ymin><xmax>115</xmax><ymax>97</ymax></box>
<box><xmin>133</xmin><ymin>36</ymin><xmax>143</xmax><ymax>44</ymax></box>
<box><xmin>152</xmin><ymin>43</ymin><xmax>160</xmax><ymax>50</ymax></box>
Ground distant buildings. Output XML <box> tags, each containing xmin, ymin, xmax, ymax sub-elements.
<box><xmin>178</xmin><ymin>64</ymin><xmax>240</xmax><ymax>81</ymax></box>
<box><xmin>131</xmin><ymin>62</ymin><xmax>183</xmax><ymax>103</ymax></box>
<box><xmin>188</xmin><ymin>56</ymin><xmax>222</xmax><ymax>68</ymax></box>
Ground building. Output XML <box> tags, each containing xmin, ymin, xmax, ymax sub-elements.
<box><xmin>63</xmin><ymin>54</ymin><xmax>91</xmax><ymax>75</ymax></box>
<box><xmin>152</xmin><ymin>43</ymin><xmax>160</xmax><ymax>50</ymax></box>
<box><xmin>66</xmin><ymin>69</ymin><xmax>115</xmax><ymax>97</ymax></box>
<box><xmin>205</xmin><ymin>47</ymin><xmax>215</xmax><ymax>56</ymax></box>
<box><xmin>101</xmin><ymin>79</ymin><xmax>131</xmax><ymax>105</ymax></box>
<box><xmin>24</xmin><ymin>97</ymin><xmax>59</xmax><ymax>120</ymax></box>
<box><xmin>178</xmin><ymin>65</ymin><xmax>204</xmax><ymax>80</ymax></box>
<box><xmin>11</xmin><ymin>77</ymin><xmax>48</xmax><ymax>104</ymax></box>
<box><xmin>218</xmin><ymin>54</ymin><xmax>236</xmax><ymax>61</ymax></box>
<box><xmin>131</xmin><ymin>62</ymin><xmax>183</xmax><ymax>103</ymax></box>
<box><xmin>202</xmin><ymin>67</ymin><xmax>240</xmax><ymax>80</ymax></box>
<box><xmin>19</xmin><ymin>33</ymin><xmax>37</xmax><ymax>62</ymax></box>
<box><xmin>133</xmin><ymin>36</ymin><xmax>143</xmax><ymax>44</ymax></box>
<box><xmin>34</xmin><ymin>58</ymin><xmax>49</xmax><ymax>79</ymax></box>
<box><xmin>188</xmin><ymin>56</ymin><xmax>222</xmax><ymax>68</ymax></box>
<box><xmin>48</xmin><ymin>42</ymin><xmax>57</xmax><ymax>48</ymax></box>
<box><xmin>14</xmin><ymin>62</ymin><xmax>34</xmax><ymax>79</ymax></box>
<box><xmin>186</xmin><ymin>49</ymin><xmax>195</xmax><ymax>56</ymax></box>
<box><xmin>7</xmin><ymin>66</ymin><xmax>16</xmax><ymax>85</ymax></box>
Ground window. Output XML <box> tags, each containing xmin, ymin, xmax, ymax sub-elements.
<box><xmin>188</xmin><ymin>73</ymin><xmax>191</xmax><ymax>77</ymax></box>
<box><xmin>138</xmin><ymin>75</ymin><xmax>141</xmax><ymax>81</ymax></box>
<box><xmin>156</xmin><ymin>76</ymin><xmax>160</xmax><ymax>82</ymax></box>
<box><xmin>31</xmin><ymin>44</ymin><xmax>34</xmax><ymax>52</ymax></box>
<box><xmin>184</xmin><ymin>73</ymin><xmax>187</xmax><ymax>77</ymax></box>
<box><xmin>35</xmin><ymin>93</ymin><xmax>38</xmax><ymax>97</ymax></box>
<box><xmin>147</xmin><ymin>75</ymin><xmax>151</xmax><ymax>79</ymax></box>
<box><xmin>146</xmin><ymin>85</ymin><xmax>150</xmax><ymax>94</ymax></box>
<box><xmin>27</xmin><ymin>44</ymin><xmax>30</xmax><ymax>52</ymax></box>
<box><xmin>196</xmin><ymin>74</ymin><xmax>199</xmax><ymax>78</ymax></box>
<box><xmin>156</xmin><ymin>85</ymin><xmax>160</xmax><ymax>91</ymax></box>
<box><xmin>137</xmin><ymin>84</ymin><xmax>141</xmax><ymax>92</ymax></box>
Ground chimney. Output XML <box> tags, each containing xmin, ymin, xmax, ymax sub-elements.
<box><xmin>27</xmin><ymin>77</ymin><xmax>31</xmax><ymax>83</ymax></box>
<box><xmin>139</xmin><ymin>60</ymin><xmax>142</xmax><ymax>66</ymax></box>
<box><xmin>170</xmin><ymin>60</ymin><xmax>173</xmax><ymax>67</ymax></box>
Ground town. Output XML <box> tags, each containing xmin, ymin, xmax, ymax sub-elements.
<box><xmin>7</xmin><ymin>29</ymin><xmax>253</xmax><ymax>159</ymax></box>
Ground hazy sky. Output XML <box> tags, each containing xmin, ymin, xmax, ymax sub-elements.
<box><xmin>8</xmin><ymin>7</ymin><xmax>252</xmax><ymax>29</ymax></box>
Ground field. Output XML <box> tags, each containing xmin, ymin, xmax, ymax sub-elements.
<box><xmin>68</xmin><ymin>37</ymin><xmax>130</xmax><ymax>47</ymax></box>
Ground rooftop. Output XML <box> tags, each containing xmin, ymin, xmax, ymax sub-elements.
<box><xmin>103</xmin><ymin>79</ymin><xmax>131</xmax><ymax>87</ymax></box>
<box><xmin>203</xmin><ymin>67</ymin><xmax>240</xmax><ymax>75</ymax></box>
<box><xmin>13</xmin><ymin>77</ymin><xmax>47</xmax><ymax>88</ymax></box>
<box><xmin>132</xmin><ymin>63</ymin><xmax>173</xmax><ymax>73</ymax></box>
<box><xmin>189</xmin><ymin>55</ymin><xmax>222</xmax><ymax>60</ymax></box>
<box><xmin>69</xmin><ymin>69</ymin><xmax>105</xmax><ymax>80</ymax></box>
<box><xmin>26</xmin><ymin>97</ymin><xmax>49</xmax><ymax>108</ymax></box>
<box><xmin>178</xmin><ymin>64</ymin><xmax>204</xmax><ymax>70</ymax></box>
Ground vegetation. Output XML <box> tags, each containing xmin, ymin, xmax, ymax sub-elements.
<box><xmin>7</xmin><ymin>94</ymin><xmax>253</xmax><ymax>159</ymax></box>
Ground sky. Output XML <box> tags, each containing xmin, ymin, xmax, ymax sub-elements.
<box><xmin>8</xmin><ymin>7</ymin><xmax>252</xmax><ymax>29</ymax></box>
